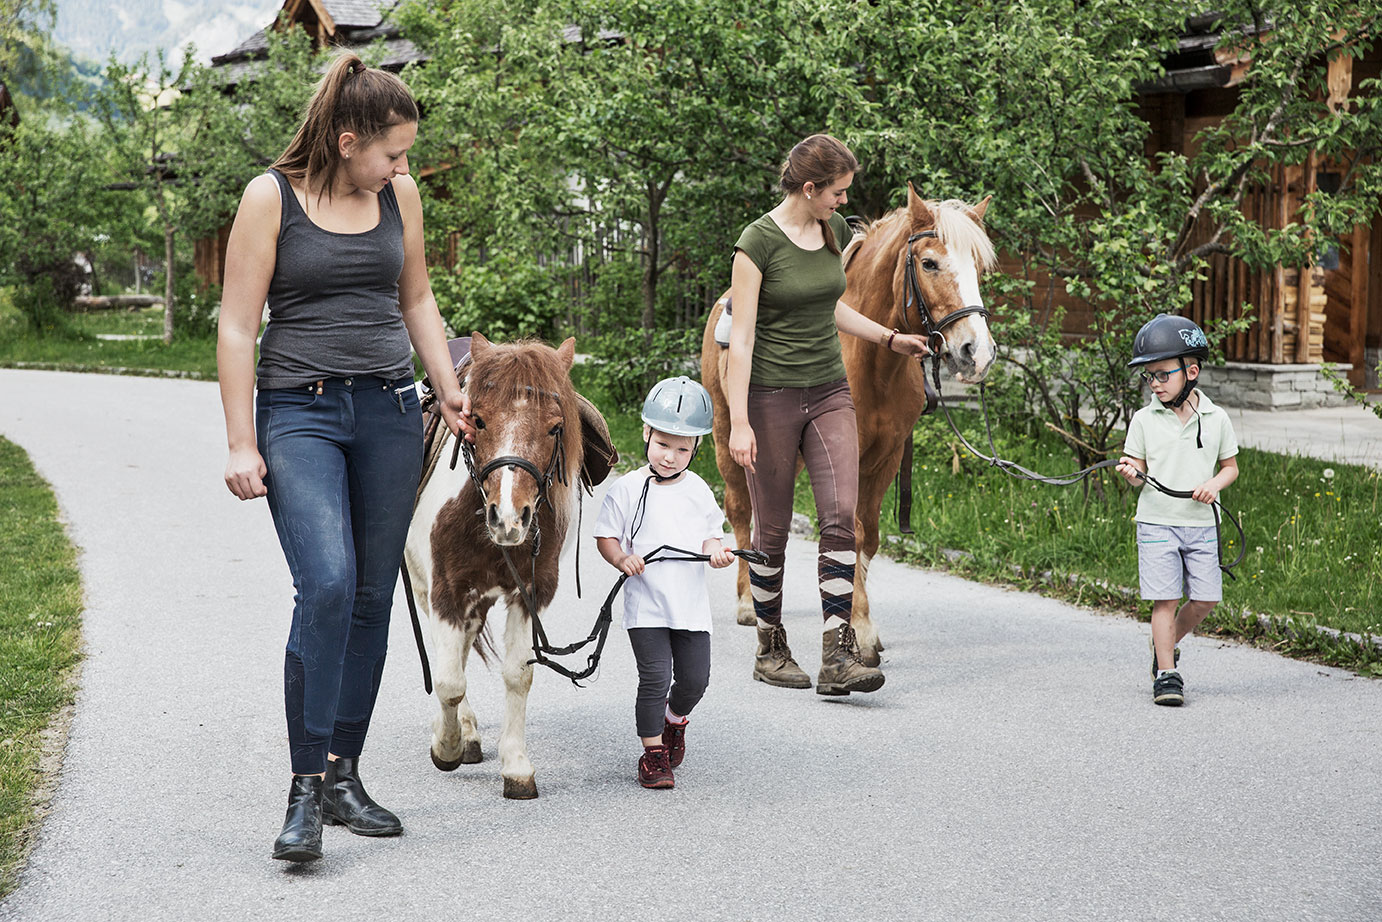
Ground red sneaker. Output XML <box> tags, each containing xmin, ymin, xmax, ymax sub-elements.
<box><xmin>637</xmin><ymin>745</ymin><xmax>674</xmax><ymax>789</ymax></box>
<box><xmin>662</xmin><ymin>719</ymin><xmax>687</xmax><ymax>768</ymax></box>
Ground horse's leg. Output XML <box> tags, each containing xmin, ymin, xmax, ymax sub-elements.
<box><xmin>852</xmin><ymin>438</ymin><xmax>906</xmax><ymax>667</ymax></box>
<box><xmin>428</xmin><ymin>612</ymin><xmax>475</xmax><ymax>771</ymax></box>
<box><xmin>498</xmin><ymin>598</ymin><xmax>538</xmax><ymax>799</ymax></box>
<box><xmin>721</xmin><ymin>458</ymin><xmax>756</xmax><ymax>626</ymax></box>
<box><xmin>454</xmin><ymin>618</ymin><xmax>483</xmax><ymax>764</ymax></box>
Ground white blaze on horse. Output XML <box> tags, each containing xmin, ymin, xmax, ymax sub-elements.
<box><xmin>702</xmin><ymin>184</ymin><xmax>997</xmax><ymax>662</ymax></box>
<box><xmin>404</xmin><ymin>333</ymin><xmax>583</xmax><ymax>799</ymax></box>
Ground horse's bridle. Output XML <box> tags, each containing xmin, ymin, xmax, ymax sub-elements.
<box><xmin>897</xmin><ymin>231</ymin><xmax>1245</xmax><ymax>578</ymax></box>
<box><xmin>901</xmin><ymin>229</ymin><xmax>991</xmax><ymax>356</ymax></box>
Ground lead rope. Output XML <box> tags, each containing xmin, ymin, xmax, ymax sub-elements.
<box><xmin>926</xmin><ymin>356</ymin><xmax>1244</xmax><ymax>577</ymax></box>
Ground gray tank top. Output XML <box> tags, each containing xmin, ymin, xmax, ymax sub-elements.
<box><xmin>255</xmin><ymin>168</ymin><xmax>413</xmax><ymax>388</ymax></box>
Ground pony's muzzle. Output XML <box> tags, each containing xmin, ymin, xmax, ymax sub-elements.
<box><xmin>486</xmin><ymin>502</ymin><xmax>532</xmax><ymax>546</ymax></box>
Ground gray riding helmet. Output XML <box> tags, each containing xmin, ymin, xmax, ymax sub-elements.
<box><xmin>1128</xmin><ymin>314</ymin><xmax>1210</xmax><ymax>367</ymax></box>
<box><xmin>641</xmin><ymin>376</ymin><xmax>714</xmax><ymax>437</ymax></box>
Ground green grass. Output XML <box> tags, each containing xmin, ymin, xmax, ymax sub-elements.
<box><xmin>0</xmin><ymin>295</ymin><xmax>216</xmax><ymax>379</ymax></box>
<box><xmin>0</xmin><ymin>437</ymin><xmax>83</xmax><ymax>898</ymax></box>
<box><xmin>579</xmin><ymin>369</ymin><xmax>1382</xmax><ymax>673</ymax></box>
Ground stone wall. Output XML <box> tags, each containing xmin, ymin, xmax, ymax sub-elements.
<box><xmin>1197</xmin><ymin>361</ymin><xmax>1352</xmax><ymax>409</ymax></box>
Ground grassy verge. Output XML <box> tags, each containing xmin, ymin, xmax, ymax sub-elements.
<box><xmin>0</xmin><ymin>437</ymin><xmax>83</xmax><ymax>898</ymax></box>
<box><xmin>0</xmin><ymin>295</ymin><xmax>217</xmax><ymax>379</ymax></box>
<box><xmin>577</xmin><ymin>370</ymin><xmax>1382</xmax><ymax>674</ymax></box>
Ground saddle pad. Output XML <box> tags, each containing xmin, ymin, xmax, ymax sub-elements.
<box><xmin>712</xmin><ymin>296</ymin><xmax>732</xmax><ymax>347</ymax></box>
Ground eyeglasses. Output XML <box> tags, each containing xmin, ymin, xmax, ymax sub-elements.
<box><xmin>1138</xmin><ymin>368</ymin><xmax>1185</xmax><ymax>384</ymax></box>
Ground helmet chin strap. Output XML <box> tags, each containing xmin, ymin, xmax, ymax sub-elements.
<box><xmin>644</xmin><ymin>434</ymin><xmax>702</xmax><ymax>482</ymax></box>
<box><xmin>1159</xmin><ymin>358</ymin><xmax>1204</xmax><ymax>448</ymax></box>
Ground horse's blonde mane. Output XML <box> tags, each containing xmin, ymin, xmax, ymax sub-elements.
<box><xmin>847</xmin><ymin>199</ymin><xmax>996</xmax><ymax>272</ymax></box>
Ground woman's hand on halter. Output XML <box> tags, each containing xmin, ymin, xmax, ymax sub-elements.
<box><xmin>729</xmin><ymin>422</ymin><xmax>757</xmax><ymax>474</ymax></box>
<box><xmin>438</xmin><ymin>389</ymin><xmax>475</xmax><ymax>441</ymax></box>
<box><xmin>225</xmin><ymin>447</ymin><xmax>268</xmax><ymax>500</ymax></box>
<box><xmin>886</xmin><ymin>330</ymin><xmax>932</xmax><ymax>359</ymax></box>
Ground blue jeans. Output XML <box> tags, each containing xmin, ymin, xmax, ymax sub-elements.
<box><xmin>256</xmin><ymin>375</ymin><xmax>423</xmax><ymax>775</ymax></box>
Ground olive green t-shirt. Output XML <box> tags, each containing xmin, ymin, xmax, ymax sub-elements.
<box><xmin>734</xmin><ymin>211</ymin><xmax>852</xmax><ymax>387</ymax></box>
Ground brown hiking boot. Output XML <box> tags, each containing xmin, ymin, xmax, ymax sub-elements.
<box><xmin>638</xmin><ymin>745</ymin><xmax>674</xmax><ymax>789</ymax></box>
<box><xmin>753</xmin><ymin>624</ymin><xmax>812</xmax><ymax>689</ymax></box>
<box><xmin>662</xmin><ymin>719</ymin><xmax>687</xmax><ymax>768</ymax></box>
<box><xmin>817</xmin><ymin>623</ymin><xmax>885</xmax><ymax>696</ymax></box>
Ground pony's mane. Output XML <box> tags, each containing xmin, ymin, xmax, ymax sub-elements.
<box><xmin>850</xmin><ymin>199</ymin><xmax>996</xmax><ymax>272</ymax></box>
<box><xmin>470</xmin><ymin>339</ymin><xmax>577</xmax><ymax>404</ymax></box>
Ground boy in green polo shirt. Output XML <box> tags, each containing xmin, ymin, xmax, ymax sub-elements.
<box><xmin>1116</xmin><ymin>314</ymin><xmax>1240</xmax><ymax>707</ymax></box>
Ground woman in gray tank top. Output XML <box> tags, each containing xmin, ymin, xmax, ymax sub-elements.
<box><xmin>217</xmin><ymin>53</ymin><xmax>473</xmax><ymax>864</ymax></box>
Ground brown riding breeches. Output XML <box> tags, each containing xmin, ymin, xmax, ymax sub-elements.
<box><xmin>744</xmin><ymin>377</ymin><xmax>859</xmax><ymax>625</ymax></box>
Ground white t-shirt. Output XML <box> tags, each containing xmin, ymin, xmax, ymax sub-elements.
<box><xmin>592</xmin><ymin>467</ymin><xmax>727</xmax><ymax>632</ymax></box>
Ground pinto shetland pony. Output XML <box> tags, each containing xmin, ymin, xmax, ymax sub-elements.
<box><xmin>403</xmin><ymin>333</ymin><xmax>582</xmax><ymax>799</ymax></box>
<box><xmin>701</xmin><ymin>185</ymin><xmax>998</xmax><ymax>665</ymax></box>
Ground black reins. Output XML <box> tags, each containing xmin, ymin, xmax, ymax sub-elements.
<box><xmin>900</xmin><ymin>228</ymin><xmax>1245</xmax><ymax>578</ymax></box>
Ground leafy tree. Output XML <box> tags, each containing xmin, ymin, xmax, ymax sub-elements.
<box><xmin>0</xmin><ymin>117</ymin><xmax>116</xmax><ymax>333</ymax></box>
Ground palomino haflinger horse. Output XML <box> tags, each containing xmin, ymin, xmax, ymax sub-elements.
<box><xmin>403</xmin><ymin>332</ymin><xmax>585</xmax><ymax>799</ymax></box>
<box><xmin>701</xmin><ymin>184</ymin><xmax>998</xmax><ymax>665</ymax></box>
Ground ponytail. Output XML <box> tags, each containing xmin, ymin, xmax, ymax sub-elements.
<box><xmin>271</xmin><ymin>53</ymin><xmax>419</xmax><ymax>202</ymax></box>
<box><xmin>779</xmin><ymin>133</ymin><xmax>859</xmax><ymax>256</ymax></box>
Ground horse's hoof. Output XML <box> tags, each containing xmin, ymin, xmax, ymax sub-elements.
<box><xmin>736</xmin><ymin>605</ymin><xmax>756</xmax><ymax>626</ymax></box>
<box><xmin>859</xmin><ymin>646</ymin><xmax>881</xmax><ymax>668</ymax></box>
<box><xmin>503</xmin><ymin>776</ymin><xmax>538</xmax><ymax>800</ymax></box>
<box><xmin>460</xmin><ymin>739</ymin><xmax>482</xmax><ymax>764</ymax></box>
<box><xmin>876</xmin><ymin>637</ymin><xmax>885</xmax><ymax>653</ymax></box>
<box><xmin>431</xmin><ymin>747</ymin><xmax>462</xmax><ymax>772</ymax></box>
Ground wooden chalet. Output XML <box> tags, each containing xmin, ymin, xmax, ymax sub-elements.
<box><xmin>1039</xmin><ymin>15</ymin><xmax>1380</xmax><ymax>397</ymax></box>
<box><xmin>193</xmin><ymin>0</ymin><xmax>425</xmax><ymax>287</ymax></box>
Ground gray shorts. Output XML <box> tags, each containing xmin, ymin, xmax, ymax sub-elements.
<box><xmin>1136</xmin><ymin>522</ymin><xmax>1222</xmax><ymax>602</ymax></box>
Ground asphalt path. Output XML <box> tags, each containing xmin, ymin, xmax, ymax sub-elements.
<box><xmin>0</xmin><ymin>369</ymin><xmax>1378</xmax><ymax>922</ymax></box>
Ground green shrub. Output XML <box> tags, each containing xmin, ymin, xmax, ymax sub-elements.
<box><xmin>433</xmin><ymin>252</ymin><xmax>566</xmax><ymax>342</ymax></box>
<box><xmin>585</xmin><ymin>327</ymin><xmax>701</xmax><ymax>408</ymax></box>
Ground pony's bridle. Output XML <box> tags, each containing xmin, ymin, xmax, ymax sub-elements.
<box><xmin>901</xmin><ymin>229</ymin><xmax>990</xmax><ymax>356</ymax></box>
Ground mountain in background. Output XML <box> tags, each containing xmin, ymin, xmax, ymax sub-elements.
<box><xmin>53</xmin><ymin>0</ymin><xmax>282</xmax><ymax>66</ymax></box>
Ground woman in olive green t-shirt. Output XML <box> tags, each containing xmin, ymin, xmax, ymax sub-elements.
<box><xmin>725</xmin><ymin>134</ymin><xmax>929</xmax><ymax>696</ymax></box>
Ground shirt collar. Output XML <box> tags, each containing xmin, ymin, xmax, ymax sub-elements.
<box><xmin>1147</xmin><ymin>389</ymin><xmax>1218</xmax><ymax>415</ymax></box>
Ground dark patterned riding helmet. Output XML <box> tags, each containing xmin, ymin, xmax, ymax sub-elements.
<box><xmin>1128</xmin><ymin>314</ymin><xmax>1210</xmax><ymax>367</ymax></box>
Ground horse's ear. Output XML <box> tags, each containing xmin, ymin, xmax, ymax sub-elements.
<box><xmin>471</xmin><ymin>331</ymin><xmax>490</xmax><ymax>358</ymax></box>
<box><xmin>907</xmin><ymin>182</ymin><xmax>935</xmax><ymax>229</ymax></box>
<box><xmin>555</xmin><ymin>336</ymin><xmax>576</xmax><ymax>370</ymax></box>
<box><xmin>970</xmin><ymin>194</ymin><xmax>992</xmax><ymax>223</ymax></box>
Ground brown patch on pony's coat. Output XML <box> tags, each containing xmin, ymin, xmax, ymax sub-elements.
<box><xmin>427</xmin><ymin>335</ymin><xmax>583</xmax><ymax>665</ymax></box>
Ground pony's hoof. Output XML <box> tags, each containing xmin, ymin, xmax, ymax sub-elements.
<box><xmin>503</xmin><ymin>776</ymin><xmax>538</xmax><ymax>800</ymax></box>
<box><xmin>460</xmin><ymin>739</ymin><xmax>482</xmax><ymax>764</ymax></box>
<box><xmin>736</xmin><ymin>605</ymin><xmax>756</xmax><ymax>626</ymax></box>
<box><xmin>859</xmin><ymin>646</ymin><xmax>882</xmax><ymax>668</ymax></box>
<box><xmin>431</xmin><ymin>747</ymin><xmax>462</xmax><ymax>772</ymax></box>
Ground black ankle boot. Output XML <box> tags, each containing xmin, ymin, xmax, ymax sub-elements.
<box><xmin>322</xmin><ymin>757</ymin><xmax>403</xmax><ymax>837</ymax></box>
<box><xmin>272</xmin><ymin>774</ymin><xmax>324</xmax><ymax>862</ymax></box>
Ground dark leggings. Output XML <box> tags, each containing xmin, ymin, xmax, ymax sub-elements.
<box><xmin>627</xmin><ymin>628</ymin><xmax>711</xmax><ymax>738</ymax></box>
<box><xmin>744</xmin><ymin>377</ymin><xmax>859</xmax><ymax>625</ymax></box>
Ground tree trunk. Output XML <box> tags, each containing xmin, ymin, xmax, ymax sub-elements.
<box><xmin>163</xmin><ymin>226</ymin><xmax>175</xmax><ymax>344</ymax></box>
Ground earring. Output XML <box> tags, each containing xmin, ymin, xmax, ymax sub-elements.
<box><xmin>806</xmin><ymin>193</ymin><xmax>812</xmax><ymax>199</ymax></box>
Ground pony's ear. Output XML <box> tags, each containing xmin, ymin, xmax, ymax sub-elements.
<box><xmin>970</xmin><ymin>194</ymin><xmax>992</xmax><ymax>223</ymax></box>
<box><xmin>907</xmin><ymin>182</ymin><xmax>935</xmax><ymax>229</ymax></box>
<box><xmin>471</xmin><ymin>331</ymin><xmax>490</xmax><ymax>358</ymax></box>
<box><xmin>555</xmin><ymin>336</ymin><xmax>576</xmax><ymax>370</ymax></box>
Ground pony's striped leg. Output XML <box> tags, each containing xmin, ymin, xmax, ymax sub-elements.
<box><xmin>498</xmin><ymin>597</ymin><xmax>537</xmax><ymax>799</ymax></box>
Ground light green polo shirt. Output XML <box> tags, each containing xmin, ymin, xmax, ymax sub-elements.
<box><xmin>1123</xmin><ymin>390</ymin><xmax>1239</xmax><ymax>526</ymax></box>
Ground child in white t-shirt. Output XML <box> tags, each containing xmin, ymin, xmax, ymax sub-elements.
<box><xmin>594</xmin><ymin>376</ymin><xmax>734</xmax><ymax>790</ymax></box>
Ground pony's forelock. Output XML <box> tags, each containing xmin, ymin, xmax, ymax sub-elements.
<box><xmin>932</xmin><ymin>200</ymin><xmax>997</xmax><ymax>272</ymax></box>
<box><xmin>858</xmin><ymin>199</ymin><xmax>996</xmax><ymax>272</ymax></box>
